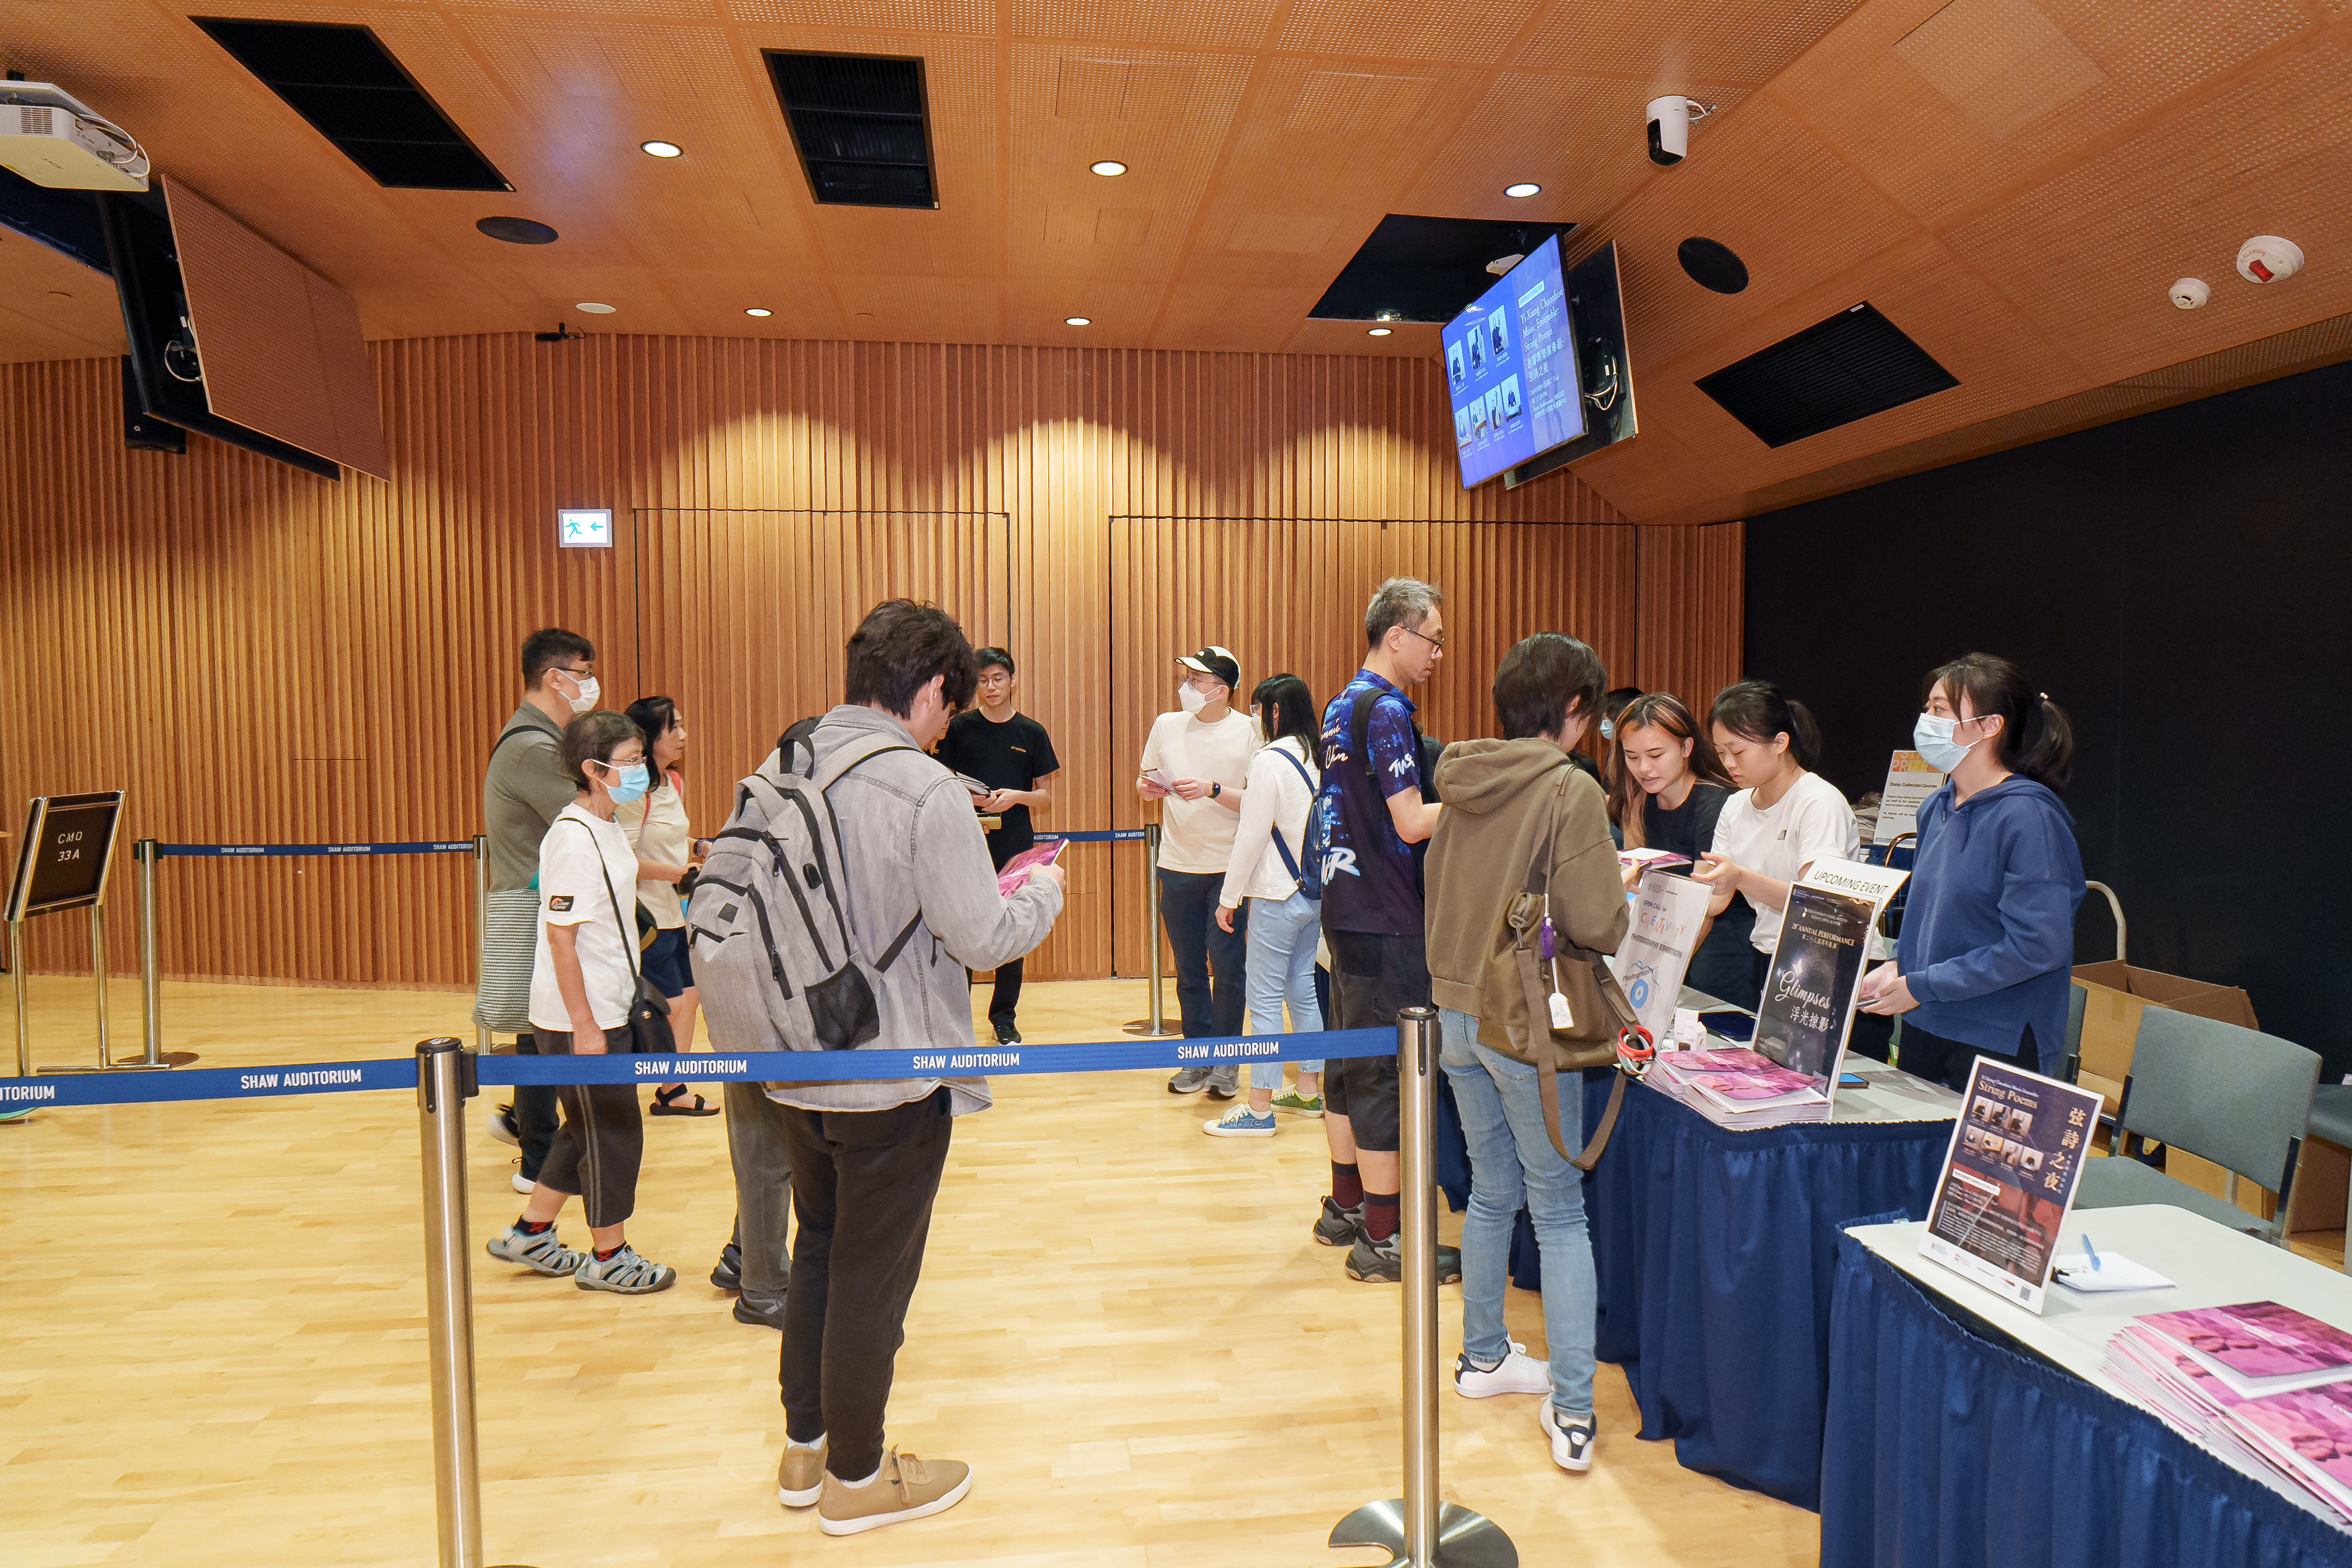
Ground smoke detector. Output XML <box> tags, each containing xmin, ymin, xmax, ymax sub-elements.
<box><xmin>2236</xmin><ymin>236</ymin><xmax>2304</xmax><ymax>284</ymax></box>
<box><xmin>2169</xmin><ymin>278</ymin><xmax>2208</xmax><ymax>310</ymax></box>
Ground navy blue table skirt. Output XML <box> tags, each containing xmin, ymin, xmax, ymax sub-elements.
<box><xmin>1822</xmin><ymin>1230</ymin><xmax>2350</xmax><ymax>1568</ymax></box>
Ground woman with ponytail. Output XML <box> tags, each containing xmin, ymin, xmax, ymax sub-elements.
<box><xmin>1856</xmin><ymin>654</ymin><xmax>2085</xmax><ymax>1089</ymax></box>
<box><xmin>1692</xmin><ymin>682</ymin><xmax>1879</xmax><ymax>1035</ymax></box>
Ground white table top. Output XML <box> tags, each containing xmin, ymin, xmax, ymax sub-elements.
<box><xmin>1663</xmin><ymin>986</ymin><xmax>1963</xmax><ymax>1128</ymax></box>
<box><xmin>1851</xmin><ymin>1203</ymin><xmax>2352</xmax><ymax>1529</ymax></box>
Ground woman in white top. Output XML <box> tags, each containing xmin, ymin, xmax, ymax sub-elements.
<box><xmin>1206</xmin><ymin>675</ymin><xmax>1327</xmax><ymax>1137</ymax></box>
<box><xmin>1693</xmin><ymin>682</ymin><xmax>1854</xmax><ymax>994</ymax></box>
<box><xmin>486</xmin><ymin>709</ymin><xmax>678</xmax><ymax>1295</ymax></box>
<box><xmin>620</xmin><ymin>696</ymin><xmax>715</xmax><ymax>1117</ymax></box>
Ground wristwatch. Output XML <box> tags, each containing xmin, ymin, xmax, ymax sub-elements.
<box><xmin>1211</xmin><ymin>782</ymin><xmax>1222</xmax><ymax>799</ymax></box>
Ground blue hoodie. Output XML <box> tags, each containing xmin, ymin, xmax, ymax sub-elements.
<box><xmin>1897</xmin><ymin>777</ymin><xmax>2085</xmax><ymax>1074</ymax></box>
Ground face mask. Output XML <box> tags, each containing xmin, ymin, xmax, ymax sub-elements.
<box><xmin>564</xmin><ymin>673</ymin><xmax>600</xmax><ymax>715</ymax></box>
<box><xmin>1178</xmin><ymin>682</ymin><xmax>1207</xmax><ymax>715</ymax></box>
<box><xmin>604</xmin><ymin>760</ymin><xmax>651</xmax><ymax>804</ymax></box>
<box><xmin>1913</xmin><ymin>713</ymin><xmax>1977</xmax><ymax>774</ymax></box>
<box><xmin>1599</xmin><ymin>717</ymin><xmax>1615</xmax><ymax>741</ymax></box>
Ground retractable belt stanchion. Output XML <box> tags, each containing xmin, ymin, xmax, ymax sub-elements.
<box><xmin>1331</xmin><ymin>1007</ymin><xmax>1516</xmax><ymax>1568</ymax></box>
<box><xmin>470</xmin><ymin>838</ymin><xmax>492</xmax><ymax>1057</ymax></box>
<box><xmin>135</xmin><ymin>839</ymin><xmax>172</xmax><ymax>1067</ymax></box>
<box><xmin>1123</xmin><ymin>822</ymin><xmax>1180</xmax><ymax>1039</ymax></box>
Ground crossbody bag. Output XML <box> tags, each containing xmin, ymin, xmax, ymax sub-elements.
<box><xmin>566</xmin><ymin>817</ymin><xmax>673</xmax><ymax>1054</ymax></box>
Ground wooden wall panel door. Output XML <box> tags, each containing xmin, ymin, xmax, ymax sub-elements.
<box><xmin>1631</xmin><ymin>520</ymin><xmax>1746</xmax><ymax>714</ymax></box>
<box><xmin>1108</xmin><ymin>516</ymin><xmax>1640</xmax><ymax>978</ymax></box>
<box><xmin>634</xmin><ymin>506</ymin><xmax>1012</xmax><ymax>850</ymax></box>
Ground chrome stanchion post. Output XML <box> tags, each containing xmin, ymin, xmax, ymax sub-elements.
<box><xmin>416</xmin><ymin>1038</ymin><xmax>486</xmax><ymax>1568</ymax></box>
<box><xmin>90</xmin><ymin>902</ymin><xmax>109</xmax><ymax>1069</ymax></box>
<box><xmin>1146</xmin><ymin>823</ymin><xmax>1165</xmax><ymax>1034</ymax></box>
<box><xmin>137</xmin><ymin>841</ymin><xmax>162</xmax><ymax>1066</ymax></box>
<box><xmin>10</xmin><ymin>919</ymin><xmax>26</xmax><ymax>1080</ymax></box>
<box><xmin>1330</xmin><ymin>1007</ymin><xmax>1515</xmax><ymax>1568</ymax></box>
<box><xmin>470</xmin><ymin>837</ymin><xmax>492</xmax><ymax>1055</ymax></box>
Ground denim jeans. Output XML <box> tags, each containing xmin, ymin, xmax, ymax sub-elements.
<box><xmin>1158</xmin><ymin>869</ymin><xmax>1248</xmax><ymax>1038</ymax></box>
<box><xmin>1242</xmin><ymin>890</ymin><xmax>1323</xmax><ymax>1088</ymax></box>
<box><xmin>1438</xmin><ymin>1007</ymin><xmax>1597</xmax><ymax>1417</ymax></box>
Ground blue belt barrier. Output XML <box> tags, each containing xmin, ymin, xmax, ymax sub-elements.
<box><xmin>3</xmin><ymin>1028</ymin><xmax>1389</xmax><ymax>1108</ymax></box>
<box><xmin>158</xmin><ymin>842</ymin><xmax>477</xmax><ymax>857</ymax></box>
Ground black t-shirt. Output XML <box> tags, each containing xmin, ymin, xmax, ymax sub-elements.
<box><xmin>1636</xmin><ymin>780</ymin><xmax>1755</xmax><ymax>950</ymax></box>
<box><xmin>937</xmin><ymin>710</ymin><xmax>1060</xmax><ymax>863</ymax></box>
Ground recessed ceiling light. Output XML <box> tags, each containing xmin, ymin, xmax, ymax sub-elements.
<box><xmin>1504</xmin><ymin>181</ymin><xmax>1541</xmax><ymax>199</ymax></box>
<box><xmin>744</xmin><ymin>307</ymin><xmax>773</xmax><ymax>318</ymax></box>
<box><xmin>1065</xmin><ymin>316</ymin><xmax>1092</xmax><ymax>325</ymax></box>
<box><xmin>1089</xmin><ymin>160</ymin><xmax>1127</xmax><ymax>177</ymax></box>
<box><xmin>1367</xmin><ymin>326</ymin><xmax>1393</xmax><ymax>337</ymax></box>
<box><xmin>640</xmin><ymin>140</ymin><xmax>683</xmax><ymax>158</ymax></box>
<box><xmin>576</xmin><ymin>302</ymin><xmax>616</xmax><ymax>314</ymax></box>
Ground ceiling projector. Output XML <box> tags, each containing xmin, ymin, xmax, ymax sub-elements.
<box><xmin>0</xmin><ymin>82</ymin><xmax>148</xmax><ymax>191</ymax></box>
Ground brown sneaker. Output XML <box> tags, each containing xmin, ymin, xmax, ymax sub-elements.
<box><xmin>776</xmin><ymin>1435</ymin><xmax>827</xmax><ymax>1508</ymax></box>
<box><xmin>815</xmin><ymin>1446</ymin><xmax>974</xmax><ymax>1537</ymax></box>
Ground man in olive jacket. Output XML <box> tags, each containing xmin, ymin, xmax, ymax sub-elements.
<box><xmin>1422</xmin><ymin>632</ymin><xmax>1626</xmax><ymax>1477</ymax></box>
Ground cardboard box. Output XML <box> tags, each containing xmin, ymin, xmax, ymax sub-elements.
<box><xmin>2072</xmin><ymin>961</ymin><xmax>2267</xmax><ymax>1219</ymax></box>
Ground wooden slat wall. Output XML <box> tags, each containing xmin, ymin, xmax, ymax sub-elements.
<box><xmin>0</xmin><ymin>337</ymin><xmax>1741</xmax><ymax>987</ymax></box>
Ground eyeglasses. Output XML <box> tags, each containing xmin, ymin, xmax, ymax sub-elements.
<box><xmin>1398</xmin><ymin>624</ymin><xmax>1446</xmax><ymax>653</ymax></box>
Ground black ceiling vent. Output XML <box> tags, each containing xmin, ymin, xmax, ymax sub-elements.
<box><xmin>1311</xmin><ymin>214</ymin><xmax>1575</xmax><ymax>323</ymax></box>
<box><xmin>1696</xmin><ymin>302</ymin><xmax>1958</xmax><ymax>448</ymax></box>
<box><xmin>764</xmin><ymin>51</ymin><xmax>937</xmax><ymax>210</ymax></box>
<box><xmin>192</xmin><ymin>18</ymin><xmax>511</xmax><ymax>192</ymax></box>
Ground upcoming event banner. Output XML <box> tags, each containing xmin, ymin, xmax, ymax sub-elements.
<box><xmin>1922</xmin><ymin>1057</ymin><xmax>2104</xmax><ymax>1313</ymax></box>
<box><xmin>1610</xmin><ymin>869</ymin><xmax>1712</xmax><ymax>1044</ymax></box>
<box><xmin>1873</xmin><ymin>749</ymin><xmax>1947</xmax><ymax>845</ymax></box>
<box><xmin>1752</xmin><ymin>859</ymin><xmax>1909</xmax><ymax>1104</ymax></box>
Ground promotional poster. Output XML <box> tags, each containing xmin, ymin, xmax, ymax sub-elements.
<box><xmin>1921</xmin><ymin>1058</ymin><xmax>2104</xmax><ymax>1313</ymax></box>
<box><xmin>1752</xmin><ymin>884</ymin><xmax>1873</xmax><ymax>1095</ymax></box>
<box><xmin>1873</xmin><ymin>749</ymin><xmax>1947</xmax><ymax>844</ymax></box>
<box><xmin>1610</xmin><ymin>869</ymin><xmax>1712</xmax><ymax>1045</ymax></box>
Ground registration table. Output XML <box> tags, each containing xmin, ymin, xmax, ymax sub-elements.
<box><xmin>1573</xmin><ymin>1038</ymin><xmax>1962</xmax><ymax>1509</ymax></box>
<box><xmin>1827</xmin><ymin>1205</ymin><xmax>2352</xmax><ymax>1568</ymax></box>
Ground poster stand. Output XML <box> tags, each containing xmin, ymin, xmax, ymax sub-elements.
<box><xmin>6</xmin><ymin>791</ymin><xmax>141</xmax><ymax>1077</ymax></box>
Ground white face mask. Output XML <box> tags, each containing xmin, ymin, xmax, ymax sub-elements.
<box><xmin>1178</xmin><ymin>682</ymin><xmax>1207</xmax><ymax>715</ymax></box>
<box><xmin>565</xmin><ymin>673</ymin><xmax>601</xmax><ymax>715</ymax></box>
<box><xmin>1913</xmin><ymin>712</ymin><xmax>1976</xmax><ymax>773</ymax></box>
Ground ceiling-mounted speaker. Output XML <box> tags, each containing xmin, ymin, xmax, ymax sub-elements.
<box><xmin>1677</xmin><ymin>236</ymin><xmax>1748</xmax><ymax>294</ymax></box>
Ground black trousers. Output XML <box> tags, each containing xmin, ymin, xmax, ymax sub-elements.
<box><xmin>1899</xmin><ymin>1023</ymin><xmax>2041</xmax><ymax>1094</ymax></box>
<box><xmin>533</xmin><ymin>1026</ymin><xmax>644</xmax><ymax>1228</ymax></box>
<box><xmin>1158</xmin><ymin>868</ymin><xmax>1249</xmax><ymax>1038</ymax></box>
<box><xmin>778</xmin><ymin>1089</ymin><xmax>955</xmax><ymax>1482</ymax></box>
<box><xmin>984</xmin><ymin>957</ymin><xmax>1023</xmax><ymax>1030</ymax></box>
<box><xmin>513</xmin><ymin>1032</ymin><xmax>561</xmax><ymax>1178</ymax></box>
<box><xmin>1324</xmin><ymin>931</ymin><xmax>1426</xmax><ymax>1154</ymax></box>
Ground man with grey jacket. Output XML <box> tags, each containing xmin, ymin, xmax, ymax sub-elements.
<box><xmin>768</xmin><ymin>599</ymin><xmax>1066</xmax><ymax>1538</ymax></box>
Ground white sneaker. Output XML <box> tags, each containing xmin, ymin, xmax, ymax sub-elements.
<box><xmin>510</xmin><ymin>1160</ymin><xmax>536</xmax><ymax>1196</ymax></box>
<box><xmin>1538</xmin><ymin>1403</ymin><xmax>1596</xmax><ymax>1473</ymax></box>
<box><xmin>1454</xmin><ymin>1340</ymin><xmax>1552</xmax><ymax>1399</ymax></box>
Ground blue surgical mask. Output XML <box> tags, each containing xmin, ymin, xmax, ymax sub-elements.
<box><xmin>1912</xmin><ymin>713</ymin><xmax>1976</xmax><ymax>774</ymax></box>
<box><xmin>1599</xmin><ymin>716</ymin><xmax>1616</xmax><ymax>741</ymax></box>
<box><xmin>605</xmin><ymin>760</ymin><xmax>652</xmax><ymax>803</ymax></box>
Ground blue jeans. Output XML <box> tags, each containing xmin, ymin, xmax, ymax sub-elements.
<box><xmin>1242</xmin><ymin>891</ymin><xmax>1323</xmax><ymax>1088</ymax></box>
<box><xmin>1438</xmin><ymin>1007</ymin><xmax>1597</xmax><ymax>1417</ymax></box>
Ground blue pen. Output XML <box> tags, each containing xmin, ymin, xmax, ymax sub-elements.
<box><xmin>2082</xmin><ymin>1233</ymin><xmax>2102</xmax><ymax>1272</ymax></box>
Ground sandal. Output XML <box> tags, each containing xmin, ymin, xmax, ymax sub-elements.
<box><xmin>650</xmin><ymin>1084</ymin><xmax>721</xmax><ymax>1117</ymax></box>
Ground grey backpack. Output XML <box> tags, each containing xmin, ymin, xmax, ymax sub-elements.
<box><xmin>687</xmin><ymin>718</ymin><xmax>922</xmax><ymax>1054</ymax></box>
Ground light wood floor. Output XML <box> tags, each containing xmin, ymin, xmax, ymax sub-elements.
<box><xmin>23</xmin><ymin>970</ymin><xmax>2304</xmax><ymax>1567</ymax></box>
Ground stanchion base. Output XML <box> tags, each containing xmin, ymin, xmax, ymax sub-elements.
<box><xmin>1121</xmin><ymin>1019</ymin><xmax>1184</xmax><ymax>1038</ymax></box>
<box><xmin>36</xmin><ymin>1054</ymin><xmax>197</xmax><ymax>1074</ymax></box>
<box><xmin>1329</xmin><ymin>1500</ymin><xmax>1517</xmax><ymax>1568</ymax></box>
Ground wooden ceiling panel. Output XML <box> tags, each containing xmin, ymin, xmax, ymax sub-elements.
<box><xmin>727</xmin><ymin>0</ymin><xmax>995</xmax><ymax>32</ymax></box>
<box><xmin>1279</xmin><ymin>318</ymin><xmax>1441</xmax><ymax>358</ymax></box>
<box><xmin>1275</xmin><ymin>0</ymin><xmax>1553</xmax><ymax>67</ymax></box>
<box><xmin>1151</xmin><ymin>281</ymin><xmax>1328</xmax><ymax>352</ymax></box>
<box><xmin>1008</xmin><ymin>0</ymin><xmax>1284</xmax><ymax>49</ymax></box>
<box><xmin>1506</xmin><ymin>0</ymin><xmax>1870</xmax><ymax>82</ymax></box>
<box><xmin>1943</xmin><ymin>35</ymin><xmax>2352</xmax><ymax>382</ymax></box>
<box><xmin>1002</xmin><ymin>276</ymin><xmax>1169</xmax><ymax>339</ymax></box>
<box><xmin>0</xmin><ymin>236</ymin><xmax>124</xmax><ymax>365</ymax></box>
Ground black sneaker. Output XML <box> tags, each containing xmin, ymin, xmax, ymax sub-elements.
<box><xmin>711</xmin><ymin>1239</ymin><xmax>743</xmax><ymax>1292</ymax></box>
<box><xmin>1344</xmin><ymin>1233</ymin><xmax>1464</xmax><ymax>1285</ymax></box>
<box><xmin>992</xmin><ymin>1022</ymin><xmax>1023</xmax><ymax>1046</ymax></box>
<box><xmin>735</xmin><ymin>1291</ymin><xmax>786</xmax><ymax>1330</ymax></box>
<box><xmin>1313</xmin><ymin>1196</ymin><xmax>1363</xmax><ymax>1247</ymax></box>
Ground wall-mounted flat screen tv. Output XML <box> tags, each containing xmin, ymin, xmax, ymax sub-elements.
<box><xmin>1444</xmin><ymin>233</ymin><xmax>1583</xmax><ymax>489</ymax></box>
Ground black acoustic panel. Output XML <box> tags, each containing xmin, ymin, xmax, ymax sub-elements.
<box><xmin>193</xmin><ymin>18</ymin><xmax>511</xmax><ymax>192</ymax></box>
<box><xmin>766</xmin><ymin>51</ymin><xmax>936</xmax><ymax>209</ymax></box>
<box><xmin>1697</xmin><ymin>302</ymin><xmax>1957</xmax><ymax>448</ymax></box>
<box><xmin>1310</xmin><ymin>214</ymin><xmax>1575</xmax><ymax>323</ymax></box>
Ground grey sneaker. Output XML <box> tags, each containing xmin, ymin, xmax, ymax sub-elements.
<box><xmin>1345</xmin><ymin>1232</ymin><xmax>1464</xmax><ymax>1285</ymax></box>
<box><xmin>1206</xmin><ymin>1066</ymin><xmax>1240</xmax><ymax>1099</ymax></box>
<box><xmin>576</xmin><ymin>1244</ymin><xmax>678</xmax><ymax>1295</ymax></box>
<box><xmin>1167</xmin><ymin>1066</ymin><xmax>1211</xmax><ymax>1094</ymax></box>
<box><xmin>735</xmin><ymin>1290</ymin><xmax>786</xmax><ymax>1329</ymax></box>
<box><xmin>487</xmin><ymin>1224</ymin><xmax>585</xmax><ymax>1276</ymax></box>
<box><xmin>1313</xmin><ymin>1196</ymin><xmax>1362</xmax><ymax>1247</ymax></box>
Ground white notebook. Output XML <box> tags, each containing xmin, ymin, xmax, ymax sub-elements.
<box><xmin>2051</xmin><ymin>1253</ymin><xmax>2175</xmax><ymax>1294</ymax></box>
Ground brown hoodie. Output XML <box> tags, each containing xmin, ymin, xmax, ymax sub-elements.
<box><xmin>1426</xmin><ymin>738</ymin><xmax>1628</xmax><ymax>1042</ymax></box>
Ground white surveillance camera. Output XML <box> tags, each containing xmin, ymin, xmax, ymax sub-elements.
<box><xmin>1647</xmin><ymin>96</ymin><xmax>1698</xmax><ymax>167</ymax></box>
<box><xmin>2169</xmin><ymin>278</ymin><xmax>2209</xmax><ymax>310</ymax></box>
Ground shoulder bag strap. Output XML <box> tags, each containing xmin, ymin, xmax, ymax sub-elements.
<box><xmin>566</xmin><ymin>817</ymin><xmax>652</xmax><ymax>994</ymax></box>
<box><xmin>1264</xmin><ymin>745</ymin><xmax>1315</xmax><ymax>883</ymax></box>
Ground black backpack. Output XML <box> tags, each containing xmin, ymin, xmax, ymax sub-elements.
<box><xmin>1299</xmin><ymin>689</ymin><xmax>1441</xmax><ymax>901</ymax></box>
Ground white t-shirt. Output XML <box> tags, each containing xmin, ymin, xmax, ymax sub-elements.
<box><xmin>1710</xmin><ymin>771</ymin><xmax>1862</xmax><ymax>955</ymax></box>
<box><xmin>1140</xmin><ymin>708</ymin><xmax>1259</xmax><ymax>873</ymax></box>
<box><xmin>528</xmin><ymin>803</ymin><xmax>645</xmax><ymax>1033</ymax></box>
<box><xmin>616</xmin><ymin>775</ymin><xmax>690</xmax><ymax>928</ymax></box>
<box><xmin>1220</xmin><ymin>736</ymin><xmax>1321</xmax><ymax>906</ymax></box>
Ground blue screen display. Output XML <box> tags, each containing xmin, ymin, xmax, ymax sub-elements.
<box><xmin>1444</xmin><ymin>234</ymin><xmax>1585</xmax><ymax>489</ymax></box>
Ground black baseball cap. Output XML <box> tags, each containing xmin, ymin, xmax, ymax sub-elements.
<box><xmin>1175</xmin><ymin>646</ymin><xmax>1239</xmax><ymax>689</ymax></box>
